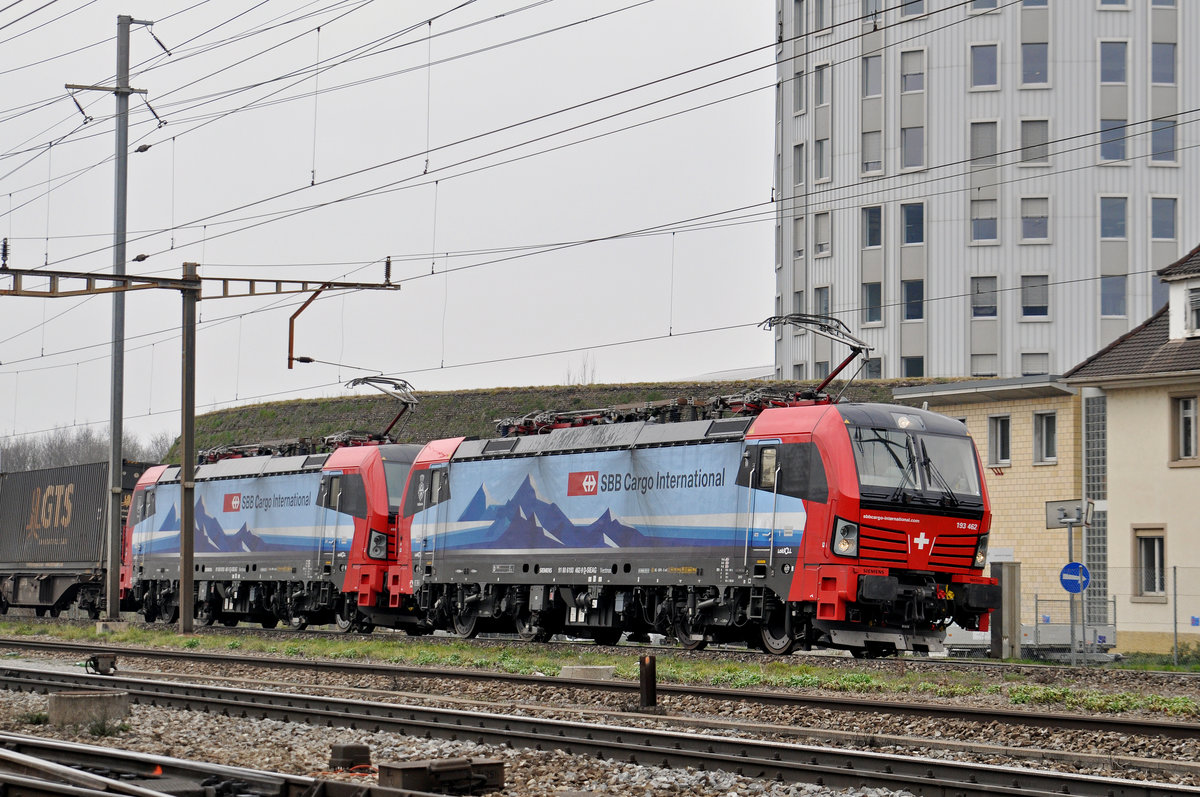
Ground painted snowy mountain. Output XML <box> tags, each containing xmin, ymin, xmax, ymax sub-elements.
<box><xmin>145</xmin><ymin>497</ymin><xmax>289</xmax><ymax>554</ymax></box>
<box><xmin>454</xmin><ymin>475</ymin><xmax>648</xmax><ymax>550</ymax></box>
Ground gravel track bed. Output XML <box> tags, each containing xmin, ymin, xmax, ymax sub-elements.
<box><xmin>0</xmin><ymin>646</ymin><xmax>1196</xmax><ymax>797</ymax></box>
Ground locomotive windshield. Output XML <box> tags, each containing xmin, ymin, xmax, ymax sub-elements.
<box><xmin>850</xmin><ymin>425</ymin><xmax>982</xmax><ymax>505</ymax></box>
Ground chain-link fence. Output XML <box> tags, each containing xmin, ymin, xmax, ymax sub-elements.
<box><xmin>1101</xmin><ymin>566</ymin><xmax>1200</xmax><ymax>662</ymax></box>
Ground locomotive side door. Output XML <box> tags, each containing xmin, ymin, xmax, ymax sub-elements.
<box><xmin>737</xmin><ymin>441</ymin><xmax>782</xmax><ymax>578</ymax></box>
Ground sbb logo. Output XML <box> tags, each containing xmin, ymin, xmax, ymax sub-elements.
<box><xmin>223</xmin><ymin>493</ymin><xmax>242</xmax><ymax>512</ymax></box>
<box><xmin>567</xmin><ymin>471</ymin><xmax>599</xmax><ymax>496</ymax></box>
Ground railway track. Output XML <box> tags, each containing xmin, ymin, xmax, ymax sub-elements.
<box><xmin>1</xmin><ymin>637</ymin><xmax>1196</xmax><ymax>741</ymax></box>
<box><xmin>0</xmin><ymin>730</ymin><xmax>439</xmax><ymax>797</ymax></box>
<box><xmin>0</xmin><ymin>663</ymin><xmax>1196</xmax><ymax>797</ymax></box>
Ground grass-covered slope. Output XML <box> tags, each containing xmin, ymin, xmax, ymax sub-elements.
<box><xmin>172</xmin><ymin>378</ymin><xmax>944</xmax><ymax>463</ymax></box>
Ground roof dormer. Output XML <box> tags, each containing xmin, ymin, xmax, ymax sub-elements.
<box><xmin>1157</xmin><ymin>244</ymin><xmax>1200</xmax><ymax>342</ymax></box>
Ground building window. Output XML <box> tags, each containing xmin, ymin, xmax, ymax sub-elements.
<box><xmin>1021</xmin><ymin>42</ymin><xmax>1048</xmax><ymax>85</ymax></box>
<box><xmin>971</xmin><ymin>276</ymin><xmax>998</xmax><ymax>317</ymax></box>
<box><xmin>863</xmin><ymin>0</ymin><xmax>883</xmax><ymax>15</ymax></box>
<box><xmin>1190</xmin><ymin>289</ymin><xmax>1200</xmax><ymax>332</ymax></box>
<box><xmin>864</xmin><ymin>357</ymin><xmax>882</xmax><ymax>379</ymax></box>
<box><xmin>793</xmin><ymin>363</ymin><xmax>806</xmax><ymax>380</ymax></box>
<box><xmin>970</xmin><ymin>199</ymin><xmax>998</xmax><ymax>242</ymax></box>
<box><xmin>1024</xmin><ymin>0</ymin><xmax>1048</xmax><ymax>4</ymax></box>
<box><xmin>902</xmin><ymin>279</ymin><xmax>924</xmax><ymax>320</ymax></box>
<box><xmin>862</xmin><ymin>206</ymin><xmax>882</xmax><ymax>247</ymax></box>
<box><xmin>988</xmin><ymin>415</ymin><xmax>1011</xmax><ymax>465</ymax></box>
<box><xmin>815</xmin><ymin>137</ymin><xmax>830</xmax><ymax>180</ymax></box>
<box><xmin>1021</xmin><ymin>197</ymin><xmax>1049</xmax><ymax>241</ymax></box>
<box><xmin>793</xmin><ymin>144</ymin><xmax>804</xmax><ymax>186</ymax></box>
<box><xmin>1100</xmin><ymin>41</ymin><xmax>1127</xmax><ymax>83</ymax></box>
<box><xmin>971</xmin><ymin>44</ymin><xmax>998</xmax><ymax>88</ymax></box>
<box><xmin>815</xmin><ymin>361</ymin><xmax>830</xmax><ymax>379</ymax></box>
<box><xmin>900</xmin><ymin>50</ymin><xmax>924</xmax><ymax>93</ymax></box>
<box><xmin>793</xmin><ymin>70</ymin><xmax>805</xmax><ymax>113</ymax></box>
<box><xmin>862</xmin><ymin>131</ymin><xmax>882</xmax><ymax>173</ymax></box>
<box><xmin>1020</xmin><ymin>120</ymin><xmax>1049</xmax><ymax>163</ymax></box>
<box><xmin>793</xmin><ymin>289</ymin><xmax>805</xmax><ymax>315</ymax></box>
<box><xmin>901</xmin><ymin>0</ymin><xmax>924</xmax><ymax>15</ymax></box>
<box><xmin>1136</xmin><ymin>532</ymin><xmax>1165</xmax><ymax>596</ymax></box>
<box><xmin>1174</xmin><ymin>396</ymin><xmax>1197</xmax><ymax>460</ymax></box>
<box><xmin>901</xmin><ymin>126</ymin><xmax>924</xmax><ymax>169</ymax></box>
<box><xmin>793</xmin><ymin>216</ymin><xmax>806</xmax><ymax>258</ymax></box>
<box><xmin>901</xmin><ymin>202</ymin><xmax>924</xmax><ymax>244</ymax></box>
<box><xmin>1100</xmin><ymin>275</ymin><xmax>1126</xmax><ymax>317</ymax></box>
<box><xmin>1100</xmin><ymin>197</ymin><xmax>1127</xmax><ymax>239</ymax></box>
<box><xmin>901</xmin><ymin>356</ymin><xmax>924</xmax><ymax>377</ymax></box>
<box><xmin>1152</xmin><ymin>42</ymin><xmax>1176</xmax><ymax>84</ymax></box>
<box><xmin>1152</xmin><ymin>0</ymin><xmax>1175</xmax><ymax>5</ymax></box>
<box><xmin>862</xmin><ymin>282</ymin><xmax>882</xmax><ymax>323</ymax></box>
<box><xmin>1152</xmin><ymin>197</ymin><xmax>1176</xmax><ymax>240</ymax></box>
<box><xmin>1034</xmin><ymin>411</ymin><xmax>1057</xmax><ymax>463</ymax></box>
<box><xmin>862</xmin><ymin>55</ymin><xmax>882</xmax><ymax>97</ymax></box>
<box><xmin>1022</xmin><ymin>352</ymin><xmax>1049</xmax><ymax>375</ymax></box>
<box><xmin>1022</xmin><ymin>275</ymin><xmax>1049</xmax><ymax>317</ymax></box>
<box><xmin>814</xmin><ymin>212</ymin><xmax>831</xmax><ymax>256</ymax></box>
<box><xmin>814</xmin><ymin>285</ymin><xmax>830</xmax><ymax>316</ymax></box>
<box><xmin>815</xmin><ymin>64</ymin><xmax>830</xmax><ymax>105</ymax></box>
<box><xmin>1099</xmin><ymin>119</ymin><xmax>1127</xmax><ymax>161</ymax></box>
<box><xmin>970</xmin><ymin>121</ymin><xmax>998</xmax><ymax>167</ymax></box>
<box><xmin>971</xmin><ymin>354</ymin><xmax>998</xmax><ymax>377</ymax></box>
<box><xmin>1151</xmin><ymin>120</ymin><xmax>1176</xmax><ymax>162</ymax></box>
<box><xmin>972</xmin><ymin>0</ymin><xmax>998</xmax><ymax>10</ymax></box>
<box><xmin>814</xmin><ymin>0</ymin><xmax>829</xmax><ymax>29</ymax></box>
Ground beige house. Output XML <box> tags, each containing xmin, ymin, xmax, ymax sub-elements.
<box><xmin>1064</xmin><ymin>245</ymin><xmax>1200</xmax><ymax>654</ymax></box>
<box><xmin>894</xmin><ymin>378</ymin><xmax>1084</xmax><ymax>633</ymax></box>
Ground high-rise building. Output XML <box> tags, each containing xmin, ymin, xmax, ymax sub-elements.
<box><xmin>774</xmin><ymin>0</ymin><xmax>1194</xmax><ymax>380</ymax></box>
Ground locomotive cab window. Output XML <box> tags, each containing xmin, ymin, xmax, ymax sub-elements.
<box><xmin>318</xmin><ymin>474</ymin><xmax>368</xmax><ymax>519</ymax></box>
<box><xmin>737</xmin><ymin>442</ymin><xmax>829</xmax><ymax>503</ymax></box>
<box><xmin>402</xmin><ymin>468</ymin><xmax>451</xmax><ymax>517</ymax></box>
<box><xmin>758</xmin><ymin>447</ymin><xmax>778</xmax><ymax>489</ymax></box>
<box><xmin>144</xmin><ymin>489</ymin><xmax>155</xmax><ymax>520</ymax></box>
<box><xmin>132</xmin><ymin>492</ymin><xmax>145</xmax><ymax>524</ymax></box>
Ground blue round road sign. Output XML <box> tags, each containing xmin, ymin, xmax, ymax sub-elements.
<box><xmin>1060</xmin><ymin>562</ymin><xmax>1090</xmax><ymax>593</ymax></box>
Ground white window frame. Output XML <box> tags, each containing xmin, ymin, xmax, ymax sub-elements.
<box><xmin>1151</xmin><ymin>196</ymin><xmax>1177</xmax><ymax>241</ymax></box>
<box><xmin>1019</xmin><ymin>119</ymin><xmax>1050</xmax><ymax>165</ymax></box>
<box><xmin>1033</xmin><ymin>411</ymin><xmax>1057</xmax><ymax>464</ymax></box>
<box><xmin>1021</xmin><ymin>274</ymin><xmax>1050</xmax><ymax>320</ymax></box>
<box><xmin>1020</xmin><ymin>197</ymin><xmax>1050</xmax><ymax>243</ymax></box>
<box><xmin>970</xmin><ymin>43</ymin><xmax>1000</xmax><ymax>90</ymax></box>
<box><xmin>970</xmin><ymin>198</ymin><xmax>999</xmax><ymax>244</ymax></box>
<box><xmin>1099</xmin><ymin>195</ymin><xmax>1128</xmax><ymax>240</ymax></box>
<box><xmin>814</xmin><ymin>212</ymin><xmax>831</xmax><ymax>257</ymax></box>
<box><xmin>1134</xmin><ymin>529</ymin><xmax>1165</xmax><ymax>598</ymax></box>
<box><xmin>988</xmin><ymin>415</ymin><xmax>1011</xmax><ymax>466</ymax></box>
<box><xmin>1099</xmin><ymin>40</ymin><xmax>1128</xmax><ymax>84</ymax></box>
<box><xmin>1021</xmin><ymin>42</ymin><xmax>1049</xmax><ymax>87</ymax></box>
<box><xmin>900</xmin><ymin>49</ymin><xmax>925</xmax><ymax>94</ymax></box>
<box><xmin>1173</xmin><ymin>395</ymin><xmax>1198</xmax><ymax>461</ymax></box>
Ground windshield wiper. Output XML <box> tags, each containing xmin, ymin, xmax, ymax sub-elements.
<box><xmin>919</xmin><ymin>440</ymin><xmax>960</xmax><ymax>508</ymax></box>
<box><xmin>890</xmin><ymin>438</ymin><xmax>918</xmax><ymax>503</ymax></box>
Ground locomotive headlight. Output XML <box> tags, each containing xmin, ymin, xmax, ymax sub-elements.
<box><xmin>367</xmin><ymin>529</ymin><xmax>388</xmax><ymax>560</ymax></box>
<box><xmin>973</xmin><ymin>534</ymin><xmax>990</xmax><ymax>568</ymax></box>
<box><xmin>832</xmin><ymin>518</ymin><xmax>859</xmax><ymax>558</ymax></box>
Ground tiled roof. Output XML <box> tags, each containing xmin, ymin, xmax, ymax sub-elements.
<box><xmin>1158</xmin><ymin>241</ymin><xmax>1200</xmax><ymax>280</ymax></box>
<box><xmin>1064</xmin><ymin>306</ymin><xmax>1200</xmax><ymax>382</ymax></box>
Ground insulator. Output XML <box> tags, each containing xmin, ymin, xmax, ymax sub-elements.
<box><xmin>384</xmin><ymin>255</ymin><xmax>391</xmax><ymax>284</ymax></box>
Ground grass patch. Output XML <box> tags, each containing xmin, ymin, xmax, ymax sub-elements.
<box><xmin>16</xmin><ymin>711</ymin><xmax>48</xmax><ymax>725</ymax></box>
<box><xmin>1008</xmin><ymin>684</ymin><xmax>1198</xmax><ymax>716</ymax></box>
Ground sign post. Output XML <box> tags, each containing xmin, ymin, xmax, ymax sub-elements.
<box><xmin>1046</xmin><ymin>500</ymin><xmax>1093</xmax><ymax>666</ymax></box>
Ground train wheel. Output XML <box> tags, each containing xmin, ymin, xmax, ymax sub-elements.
<box><xmin>221</xmin><ymin>618</ymin><xmax>239</xmax><ymax>627</ymax></box>
<box><xmin>47</xmin><ymin>608</ymin><xmax>60</xmax><ymax>618</ymax></box>
<box><xmin>287</xmin><ymin>615</ymin><xmax>309</xmax><ymax>632</ymax></box>
<box><xmin>452</xmin><ymin>611</ymin><xmax>479</xmax><ymax>639</ymax></box>
<box><xmin>759</xmin><ymin>623</ymin><xmax>795</xmax><ymax>656</ymax></box>
<box><xmin>35</xmin><ymin>608</ymin><xmax>45</xmax><ymax>618</ymax></box>
<box><xmin>334</xmin><ymin>604</ymin><xmax>355</xmax><ymax>633</ymax></box>
<box><xmin>196</xmin><ymin>605</ymin><xmax>216</xmax><ymax>627</ymax></box>
<box><xmin>357</xmin><ymin>623</ymin><xmax>375</xmax><ymax>634</ymax></box>
<box><xmin>260</xmin><ymin>619</ymin><xmax>279</xmax><ymax>629</ymax></box>
<box><xmin>514</xmin><ymin>614</ymin><xmax>551</xmax><ymax>643</ymax></box>
<box><xmin>674</xmin><ymin>615</ymin><xmax>709</xmax><ymax>651</ymax></box>
<box><xmin>590</xmin><ymin>628</ymin><xmax>623</xmax><ymax>647</ymax></box>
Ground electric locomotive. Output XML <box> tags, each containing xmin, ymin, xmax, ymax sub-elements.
<box><xmin>123</xmin><ymin>317</ymin><xmax>1000</xmax><ymax>655</ymax></box>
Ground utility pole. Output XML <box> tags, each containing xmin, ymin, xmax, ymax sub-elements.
<box><xmin>67</xmin><ymin>15</ymin><xmax>152</xmax><ymax>622</ymax></box>
<box><xmin>0</xmin><ymin>266</ymin><xmax>398</xmax><ymax>633</ymax></box>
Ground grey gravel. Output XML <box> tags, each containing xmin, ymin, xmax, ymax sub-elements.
<box><xmin>0</xmin><ymin>645</ymin><xmax>1196</xmax><ymax>796</ymax></box>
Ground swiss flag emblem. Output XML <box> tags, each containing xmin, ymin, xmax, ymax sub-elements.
<box><xmin>568</xmin><ymin>471</ymin><xmax>599</xmax><ymax>496</ymax></box>
<box><xmin>223</xmin><ymin>493</ymin><xmax>241</xmax><ymax>512</ymax></box>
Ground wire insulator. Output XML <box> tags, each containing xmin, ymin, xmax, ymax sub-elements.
<box><xmin>384</xmin><ymin>255</ymin><xmax>391</xmax><ymax>284</ymax></box>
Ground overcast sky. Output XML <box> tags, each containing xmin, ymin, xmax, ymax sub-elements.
<box><xmin>0</xmin><ymin>1</ymin><xmax>775</xmax><ymax>446</ymax></box>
